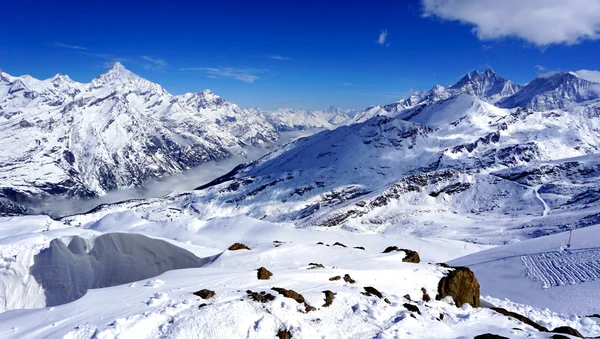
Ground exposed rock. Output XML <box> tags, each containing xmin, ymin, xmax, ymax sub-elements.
<box><xmin>246</xmin><ymin>290</ymin><xmax>276</xmax><ymax>303</ymax></box>
<box><xmin>308</xmin><ymin>263</ymin><xmax>325</xmax><ymax>269</ymax></box>
<box><xmin>403</xmin><ymin>294</ymin><xmax>411</xmax><ymax>301</ymax></box>
<box><xmin>273</xmin><ymin>240</ymin><xmax>284</xmax><ymax>247</ymax></box>
<box><xmin>228</xmin><ymin>243</ymin><xmax>251</xmax><ymax>251</ymax></box>
<box><xmin>277</xmin><ymin>329</ymin><xmax>292</xmax><ymax>339</ymax></box>
<box><xmin>384</xmin><ymin>298</ymin><xmax>391</xmax><ymax>304</ymax></box>
<box><xmin>329</xmin><ymin>275</ymin><xmax>341</xmax><ymax>281</ymax></box>
<box><xmin>474</xmin><ymin>334</ymin><xmax>509</xmax><ymax>339</ymax></box>
<box><xmin>551</xmin><ymin>326</ymin><xmax>584</xmax><ymax>338</ymax></box>
<box><xmin>550</xmin><ymin>335</ymin><xmax>570</xmax><ymax>339</ymax></box>
<box><xmin>381</xmin><ymin>246</ymin><xmax>420</xmax><ymax>263</ymax></box>
<box><xmin>198</xmin><ymin>303</ymin><xmax>207</xmax><ymax>309</ymax></box>
<box><xmin>343</xmin><ymin>274</ymin><xmax>356</xmax><ymax>284</ymax></box>
<box><xmin>257</xmin><ymin>267</ymin><xmax>273</xmax><ymax>280</ymax></box>
<box><xmin>316</xmin><ymin>242</ymin><xmax>326</xmax><ymax>245</ymax></box>
<box><xmin>363</xmin><ymin>286</ymin><xmax>383</xmax><ymax>299</ymax></box>
<box><xmin>401</xmin><ymin>249</ymin><xmax>421</xmax><ymax>263</ymax></box>
<box><xmin>437</xmin><ymin>266</ymin><xmax>481</xmax><ymax>307</ymax></box>
<box><xmin>353</xmin><ymin>246</ymin><xmax>365</xmax><ymax>250</ymax></box>
<box><xmin>322</xmin><ymin>290</ymin><xmax>335</xmax><ymax>307</ymax></box>
<box><xmin>333</xmin><ymin>242</ymin><xmax>347</xmax><ymax>247</ymax></box>
<box><xmin>272</xmin><ymin>287</ymin><xmax>306</xmax><ymax>304</ymax></box>
<box><xmin>403</xmin><ymin>303</ymin><xmax>421</xmax><ymax>315</ymax></box>
<box><xmin>193</xmin><ymin>289</ymin><xmax>215</xmax><ymax>299</ymax></box>
<box><xmin>382</xmin><ymin>246</ymin><xmax>400</xmax><ymax>253</ymax></box>
<box><xmin>421</xmin><ymin>287</ymin><xmax>431</xmax><ymax>302</ymax></box>
<box><xmin>490</xmin><ymin>307</ymin><xmax>548</xmax><ymax>332</ymax></box>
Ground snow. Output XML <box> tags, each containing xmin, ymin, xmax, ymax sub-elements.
<box><xmin>451</xmin><ymin>225</ymin><xmax>600</xmax><ymax>315</ymax></box>
<box><xmin>1</xmin><ymin>215</ymin><xmax>597</xmax><ymax>338</ymax></box>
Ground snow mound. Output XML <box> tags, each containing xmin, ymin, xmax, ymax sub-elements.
<box><xmin>28</xmin><ymin>233</ymin><xmax>210</xmax><ymax>308</ymax></box>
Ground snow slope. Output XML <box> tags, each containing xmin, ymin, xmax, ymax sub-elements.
<box><xmin>1</xmin><ymin>215</ymin><xmax>598</xmax><ymax>338</ymax></box>
<box><xmin>452</xmin><ymin>225</ymin><xmax>600</xmax><ymax>315</ymax></box>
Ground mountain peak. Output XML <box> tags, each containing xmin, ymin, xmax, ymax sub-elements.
<box><xmin>91</xmin><ymin>62</ymin><xmax>167</xmax><ymax>95</ymax></box>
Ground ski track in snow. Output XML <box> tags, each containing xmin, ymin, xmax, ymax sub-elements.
<box><xmin>534</xmin><ymin>185</ymin><xmax>551</xmax><ymax>217</ymax></box>
<box><xmin>521</xmin><ymin>248</ymin><xmax>600</xmax><ymax>289</ymax></box>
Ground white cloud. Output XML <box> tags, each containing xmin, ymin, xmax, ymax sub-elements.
<box><xmin>422</xmin><ymin>0</ymin><xmax>600</xmax><ymax>45</ymax></box>
<box><xmin>140</xmin><ymin>56</ymin><xmax>166</xmax><ymax>66</ymax></box>
<box><xmin>377</xmin><ymin>30</ymin><xmax>388</xmax><ymax>45</ymax></box>
<box><xmin>269</xmin><ymin>55</ymin><xmax>291</xmax><ymax>61</ymax></box>
<box><xmin>574</xmin><ymin>69</ymin><xmax>600</xmax><ymax>83</ymax></box>
<box><xmin>534</xmin><ymin>65</ymin><xmax>547</xmax><ymax>71</ymax></box>
<box><xmin>181</xmin><ymin>67</ymin><xmax>263</xmax><ymax>83</ymax></box>
<box><xmin>49</xmin><ymin>42</ymin><xmax>87</xmax><ymax>50</ymax></box>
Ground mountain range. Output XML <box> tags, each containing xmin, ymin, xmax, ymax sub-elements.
<box><xmin>0</xmin><ymin>63</ymin><xmax>355</xmax><ymax>215</ymax></box>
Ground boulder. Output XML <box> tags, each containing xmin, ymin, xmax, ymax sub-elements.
<box><xmin>277</xmin><ymin>329</ymin><xmax>292</xmax><ymax>339</ymax></box>
<box><xmin>193</xmin><ymin>289</ymin><xmax>215</xmax><ymax>299</ymax></box>
<box><xmin>363</xmin><ymin>286</ymin><xmax>383</xmax><ymax>299</ymax></box>
<box><xmin>551</xmin><ymin>326</ymin><xmax>584</xmax><ymax>338</ymax></box>
<box><xmin>401</xmin><ymin>249</ymin><xmax>420</xmax><ymax>263</ymax></box>
<box><xmin>322</xmin><ymin>290</ymin><xmax>335</xmax><ymax>307</ymax></box>
<box><xmin>228</xmin><ymin>243</ymin><xmax>251</xmax><ymax>251</ymax></box>
<box><xmin>308</xmin><ymin>263</ymin><xmax>325</xmax><ymax>269</ymax></box>
<box><xmin>257</xmin><ymin>267</ymin><xmax>273</xmax><ymax>280</ymax></box>
<box><xmin>343</xmin><ymin>274</ymin><xmax>356</xmax><ymax>284</ymax></box>
<box><xmin>329</xmin><ymin>275</ymin><xmax>341</xmax><ymax>281</ymax></box>
<box><xmin>474</xmin><ymin>334</ymin><xmax>509</xmax><ymax>339</ymax></box>
<box><xmin>403</xmin><ymin>303</ymin><xmax>421</xmax><ymax>315</ymax></box>
<box><xmin>437</xmin><ymin>266</ymin><xmax>481</xmax><ymax>307</ymax></box>
<box><xmin>246</xmin><ymin>290</ymin><xmax>276</xmax><ymax>303</ymax></box>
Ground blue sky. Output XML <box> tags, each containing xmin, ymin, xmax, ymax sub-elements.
<box><xmin>1</xmin><ymin>0</ymin><xmax>599</xmax><ymax>109</ymax></box>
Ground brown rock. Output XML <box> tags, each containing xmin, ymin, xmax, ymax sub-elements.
<box><xmin>322</xmin><ymin>290</ymin><xmax>335</xmax><ymax>307</ymax></box>
<box><xmin>343</xmin><ymin>274</ymin><xmax>356</xmax><ymax>284</ymax></box>
<box><xmin>193</xmin><ymin>289</ymin><xmax>215</xmax><ymax>299</ymax></box>
<box><xmin>384</xmin><ymin>298</ymin><xmax>391</xmax><ymax>304</ymax></box>
<box><xmin>272</xmin><ymin>287</ymin><xmax>306</xmax><ymax>304</ymax></box>
<box><xmin>246</xmin><ymin>290</ymin><xmax>276</xmax><ymax>303</ymax></box>
<box><xmin>277</xmin><ymin>329</ymin><xmax>292</xmax><ymax>339</ymax></box>
<box><xmin>257</xmin><ymin>267</ymin><xmax>273</xmax><ymax>280</ymax></box>
<box><xmin>329</xmin><ymin>275</ymin><xmax>341</xmax><ymax>281</ymax></box>
<box><xmin>403</xmin><ymin>294</ymin><xmax>412</xmax><ymax>301</ymax></box>
<box><xmin>474</xmin><ymin>334</ymin><xmax>509</xmax><ymax>339</ymax></box>
<box><xmin>437</xmin><ymin>266</ymin><xmax>481</xmax><ymax>307</ymax></box>
<box><xmin>403</xmin><ymin>303</ymin><xmax>421</xmax><ymax>315</ymax></box>
<box><xmin>400</xmin><ymin>249</ymin><xmax>420</xmax><ymax>263</ymax></box>
<box><xmin>421</xmin><ymin>287</ymin><xmax>431</xmax><ymax>302</ymax></box>
<box><xmin>198</xmin><ymin>303</ymin><xmax>207</xmax><ymax>309</ymax></box>
<box><xmin>333</xmin><ymin>242</ymin><xmax>347</xmax><ymax>247</ymax></box>
<box><xmin>363</xmin><ymin>286</ymin><xmax>383</xmax><ymax>299</ymax></box>
<box><xmin>490</xmin><ymin>307</ymin><xmax>548</xmax><ymax>332</ymax></box>
<box><xmin>551</xmin><ymin>326</ymin><xmax>584</xmax><ymax>338</ymax></box>
<box><xmin>228</xmin><ymin>243</ymin><xmax>251</xmax><ymax>251</ymax></box>
<box><xmin>308</xmin><ymin>263</ymin><xmax>325</xmax><ymax>269</ymax></box>
<box><xmin>382</xmin><ymin>246</ymin><xmax>400</xmax><ymax>253</ymax></box>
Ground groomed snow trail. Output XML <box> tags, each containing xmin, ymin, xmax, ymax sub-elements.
<box><xmin>534</xmin><ymin>185</ymin><xmax>551</xmax><ymax>217</ymax></box>
<box><xmin>521</xmin><ymin>248</ymin><xmax>600</xmax><ymax>289</ymax></box>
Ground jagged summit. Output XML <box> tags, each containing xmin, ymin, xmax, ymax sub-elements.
<box><xmin>498</xmin><ymin>71</ymin><xmax>600</xmax><ymax>110</ymax></box>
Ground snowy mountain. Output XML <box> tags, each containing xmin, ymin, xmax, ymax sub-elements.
<box><xmin>498</xmin><ymin>71</ymin><xmax>600</xmax><ymax>110</ymax></box>
<box><xmin>66</xmin><ymin>91</ymin><xmax>600</xmax><ymax>245</ymax></box>
<box><xmin>0</xmin><ymin>63</ymin><xmax>349</xmax><ymax>215</ymax></box>
<box><xmin>352</xmin><ymin>68</ymin><xmax>521</xmax><ymax>123</ymax></box>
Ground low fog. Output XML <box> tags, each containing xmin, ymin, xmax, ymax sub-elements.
<box><xmin>36</xmin><ymin>129</ymin><xmax>323</xmax><ymax>218</ymax></box>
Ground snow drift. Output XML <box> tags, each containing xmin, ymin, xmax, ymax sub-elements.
<box><xmin>29</xmin><ymin>233</ymin><xmax>210</xmax><ymax>308</ymax></box>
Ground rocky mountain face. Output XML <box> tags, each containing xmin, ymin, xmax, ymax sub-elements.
<box><xmin>0</xmin><ymin>63</ymin><xmax>351</xmax><ymax>215</ymax></box>
<box><xmin>69</xmin><ymin>69</ymin><xmax>600</xmax><ymax>244</ymax></box>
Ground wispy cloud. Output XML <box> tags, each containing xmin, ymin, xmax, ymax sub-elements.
<box><xmin>141</xmin><ymin>56</ymin><xmax>167</xmax><ymax>66</ymax></box>
<box><xmin>377</xmin><ymin>30</ymin><xmax>389</xmax><ymax>45</ymax></box>
<box><xmin>47</xmin><ymin>42</ymin><xmax>87</xmax><ymax>50</ymax></box>
<box><xmin>269</xmin><ymin>55</ymin><xmax>291</xmax><ymax>61</ymax></box>
<box><xmin>180</xmin><ymin>67</ymin><xmax>266</xmax><ymax>83</ymax></box>
<box><xmin>342</xmin><ymin>82</ymin><xmax>355</xmax><ymax>87</ymax></box>
<box><xmin>534</xmin><ymin>64</ymin><xmax>547</xmax><ymax>71</ymax></box>
<box><xmin>482</xmin><ymin>44</ymin><xmax>493</xmax><ymax>51</ymax></box>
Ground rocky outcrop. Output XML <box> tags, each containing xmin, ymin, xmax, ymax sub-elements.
<box><xmin>257</xmin><ymin>267</ymin><xmax>273</xmax><ymax>280</ymax></box>
<box><xmin>550</xmin><ymin>326</ymin><xmax>584</xmax><ymax>338</ymax></box>
<box><xmin>228</xmin><ymin>243</ymin><xmax>251</xmax><ymax>251</ymax></box>
<box><xmin>193</xmin><ymin>289</ymin><xmax>215</xmax><ymax>299</ymax></box>
<box><xmin>437</xmin><ymin>266</ymin><xmax>480</xmax><ymax>307</ymax></box>
<box><xmin>489</xmin><ymin>307</ymin><xmax>548</xmax><ymax>332</ymax></box>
